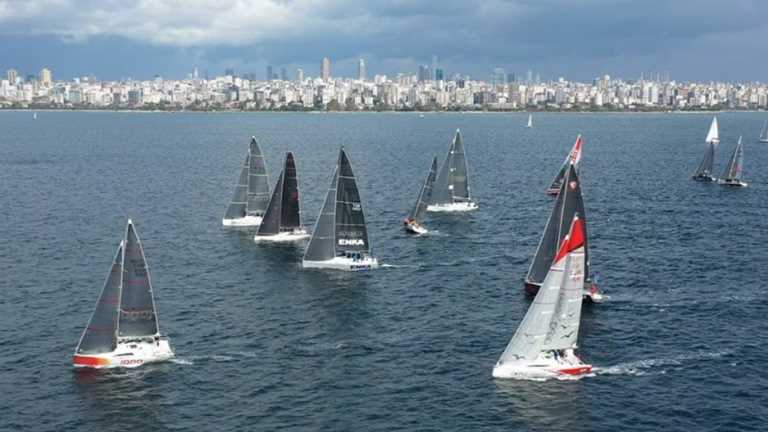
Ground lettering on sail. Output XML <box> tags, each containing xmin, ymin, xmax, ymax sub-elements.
<box><xmin>338</xmin><ymin>239</ymin><xmax>365</xmax><ymax>246</ymax></box>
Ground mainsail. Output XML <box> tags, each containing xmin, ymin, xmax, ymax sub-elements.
<box><xmin>257</xmin><ymin>152</ymin><xmax>302</xmax><ymax>236</ymax></box>
<box><xmin>246</xmin><ymin>138</ymin><xmax>271</xmax><ymax>216</ymax></box>
<box><xmin>721</xmin><ymin>136</ymin><xmax>744</xmax><ymax>181</ymax></box>
<box><xmin>527</xmin><ymin>114</ymin><xmax>533</xmax><ymax>128</ymax></box>
<box><xmin>525</xmin><ymin>164</ymin><xmax>589</xmax><ymax>290</ymax></box>
<box><xmin>759</xmin><ymin>120</ymin><xmax>768</xmax><ymax>142</ymax></box>
<box><xmin>407</xmin><ymin>156</ymin><xmax>438</xmax><ymax>222</ymax></box>
<box><xmin>75</xmin><ymin>243</ymin><xmax>123</xmax><ymax>355</ymax></box>
<box><xmin>498</xmin><ymin>216</ymin><xmax>585</xmax><ymax>364</ymax></box>
<box><xmin>304</xmin><ymin>148</ymin><xmax>371</xmax><ymax>261</ymax></box>
<box><xmin>547</xmin><ymin>135</ymin><xmax>583</xmax><ymax>193</ymax></box>
<box><xmin>431</xmin><ymin>130</ymin><xmax>471</xmax><ymax>204</ymax></box>
<box><xmin>118</xmin><ymin>221</ymin><xmax>160</xmax><ymax>338</ymax></box>
<box><xmin>224</xmin><ymin>155</ymin><xmax>249</xmax><ymax>220</ymax></box>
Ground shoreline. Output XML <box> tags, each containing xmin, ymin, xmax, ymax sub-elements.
<box><xmin>2</xmin><ymin>108</ymin><xmax>765</xmax><ymax>115</ymax></box>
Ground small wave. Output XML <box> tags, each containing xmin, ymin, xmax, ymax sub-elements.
<box><xmin>380</xmin><ymin>263</ymin><xmax>420</xmax><ymax>269</ymax></box>
<box><xmin>184</xmin><ymin>354</ymin><xmax>236</xmax><ymax>363</ymax></box>
<box><xmin>170</xmin><ymin>358</ymin><xmax>194</xmax><ymax>365</ymax></box>
<box><xmin>595</xmin><ymin>349</ymin><xmax>733</xmax><ymax>376</ymax></box>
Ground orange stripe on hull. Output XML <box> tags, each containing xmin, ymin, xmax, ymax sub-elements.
<box><xmin>73</xmin><ymin>355</ymin><xmax>111</xmax><ymax>368</ymax></box>
<box><xmin>557</xmin><ymin>365</ymin><xmax>592</xmax><ymax>376</ymax></box>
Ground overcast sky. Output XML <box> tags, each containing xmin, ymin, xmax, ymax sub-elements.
<box><xmin>1</xmin><ymin>0</ymin><xmax>767</xmax><ymax>82</ymax></box>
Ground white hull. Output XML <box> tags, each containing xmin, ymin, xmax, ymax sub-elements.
<box><xmin>493</xmin><ymin>350</ymin><xmax>592</xmax><ymax>380</ymax></box>
<box><xmin>585</xmin><ymin>289</ymin><xmax>604</xmax><ymax>303</ymax></box>
<box><xmin>426</xmin><ymin>201</ymin><xmax>478</xmax><ymax>212</ymax></box>
<box><xmin>302</xmin><ymin>256</ymin><xmax>379</xmax><ymax>271</ymax></box>
<box><xmin>404</xmin><ymin>222</ymin><xmax>428</xmax><ymax>235</ymax></box>
<box><xmin>719</xmin><ymin>179</ymin><xmax>748</xmax><ymax>187</ymax></box>
<box><xmin>73</xmin><ymin>338</ymin><xmax>174</xmax><ymax>369</ymax></box>
<box><xmin>254</xmin><ymin>229</ymin><xmax>310</xmax><ymax>242</ymax></box>
<box><xmin>222</xmin><ymin>215</ymin><xmax>263</xmax><ymax>227</ymax></box>
<box><xmin>760</xmin><ymin>139</ymin><xmax>768</xmax><ymax>143</ymax></box>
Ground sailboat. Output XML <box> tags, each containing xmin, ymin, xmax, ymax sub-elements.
<box><xmin>546</xmin><ymin>134</ymin><xmax>583</xmax><ymax>196</ymax></box>
<box><xmin>525</xmin><ymin>163</ymin><xmax>602</xmax><ymax>303</ymax></box>
<box><xmin>33</xmin><ymin>112</ymin><xmax>37</xmax><ymax>120</ymax></box>
<box><xmin>302</xmin><ymin>148</ymin><xmax>378</xmax><ymax>271</ymax></box>
<box><xmin>758</xmin><ymin>120</ymin><xmax>768</xmax><ymax>143</ymax></box>
<box><xmin>526</xmin><ymin>114</ymin><xmax>533</xmax><ymax>128</ymax></box>
<box><xmin>692</xmin><ymin>116</ymin><xmax>719</xmax><ymax>182</ymax></box>
<box><xmin>254</xmin><ymin>152</ymin><xmax>310</xmax><ymax>241</ymax></box>
<box><xmin>404</xmin><ymin>156</ymin><xmax>438</xmax><ymax>235</ymax></box>
<box><xmin>427</xmin><ymin>129</ymin><xmax>478</xmax><ymax>212</ymax></box>
<box><xmin>73</xmin><ymin>220</ymin><xmax>174</xmax><ymax>369</ymax></box>
<box><xmin>493</xmin><ymin>214</ymin><xmax>592</xmax><ymax>379</ymax></box>
<box><xmin>222</xmin><ymin>137</ymin><xmax>271</xmax><ymax>226</ymax></box>
<box><xmin>719</xmin><ymin>136</ymin><xmax>747</xmax><ymax>187</ymax></box>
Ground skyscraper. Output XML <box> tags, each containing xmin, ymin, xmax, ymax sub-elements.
<box><xmin>435</xmin><ymin>68</ymin><xmax>444</xmax><ymax>81</ymax></box>
<box><xmin>266</xmin><ymin>65</ymin><xmax>273</xmax><ymax>81</ymax></box>
<box><xmin>280</xmin><ymin>67</ymin><xmax>288</xmax><ymax>81</ymax></box>
<box><xmin>39</xmin><ymin>68</ymin><xmax>52</xmax><ymax>87</ymax></box>
<box><xmin>296</xmin><ymin>68</ymin><xmax>304</xmax><ymax>82</ymax></box>
<box><xmin>357</xmin><ymin>58</ymin><xmax>366</xmax><ymax>81</ymax></box>
<box><xmin>417</xmin><ymin>65</ymin><xmax>431</xmax><ymax>82</ymax></box>
<box><xmin>6</xmin><ymin>69</ymin><xmax>18</xmax><ymax>83</ymax></box>
<box><xmin>321</xmin><ymin>57</ymin><xmax>331</xmax><ymax>81</ymax></box>
<box><xmin>492</xmin><ymin>67</ymin><xmax>506</xmax><ymax>87</ymax></box>
<box><xmin>431</xmin><ymin>55</ymin><xmax>438</xmax><ymax>81</ymax></box>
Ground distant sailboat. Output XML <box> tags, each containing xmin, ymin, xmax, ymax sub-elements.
<box><xmin>404</xmin><ymin>156</ymin><xmax>438</xmax><ymax>235</ymax></box>
<box><xmin>302</xmin><ymin>148</ymin><xmax>378</xmax><ymax>271</ymax></box>
<box><xmin>33</xmin><ymin>112</ymin><xmax>37</xmax><ymax>120</ymax></box>
<box><xmin>525</xmin><ymin>163</ymin><xmax>602</xmax><ymax>303</ymax></box>
<box><xmin>526</xmin><ymin>114</ymin><xmax>533</xmax><ymax>128</ymax></box>
<box><xmin>427</xmin><ymin>129</ymin><xmax>478</xmax><ymax>212</ymax></box>
<box><xmin>73</xmin><ymin>220</ymin><xmax>174</xmax><ymax>369</ymax></box>
<box><xmin>758</xmin><ymin>120</ymin><xmax>768</xmax><ymax>143</ymax></box>
<box><xmin>222</xmin><ymin>137</ymin><xmax>271</xmax><ymax>226</ymax></box>
<box><xmin>493</xmin><ymin>214</ymin><xmax>592</xmax><ymax>379</ymax></box>
<box><xmin>546</xmin><ymin>134</ymin><xmax>583</xmax><ymax>196</ymax></box>
<box><xmin>719</xmin><ymin>136</ymin><xmax>747</xmax><ymax>187</ymax></box>
<box><xmin>254</xmin><ymin>152</ymin><xmax>310</xmax><ymax>241</ymax></box>
<box><xmin>692</xmin><ymin>117</ymin><xmax>719</xmax><ymax>182</ymax></box>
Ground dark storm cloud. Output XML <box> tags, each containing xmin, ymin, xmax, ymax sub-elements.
<box><xmin>0</xmin><ymin>0</ymin><xmax>766</xmax><ymax>81</ymax></box>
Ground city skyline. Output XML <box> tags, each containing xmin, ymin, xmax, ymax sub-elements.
<box><xmin>1</xmin><ymin>1</ymin><xmax>767</xmax><ymax>82</ymax></box>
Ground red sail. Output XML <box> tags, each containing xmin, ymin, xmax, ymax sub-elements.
<box><xmin>554</xmin><ymin>215</ymin><xmax>584</xmax><ymax>263</ymax></box>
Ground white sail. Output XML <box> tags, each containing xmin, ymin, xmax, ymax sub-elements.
<box><xmin>527</xmin><ymin>114</ymin><xmax>533</xmax><ymax>128</ymax></box>
<box><xmin>759</xmin><ymin>120</ymin><xmax>768</xmax><ymax>142</ymax></box>
<box><xmin>705</xmin><ymin>116</ymin><xmax>719</xmax><ymax>145</ymax></box>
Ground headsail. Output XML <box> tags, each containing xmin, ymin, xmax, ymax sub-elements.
<box><xmin>759</xmin><ymin>120</ymin><xmax>768</xmax><ymax>142</ymax></box>
<box><xmin>408</xmin><ymin>156</ymin><xmax>438</xmax><ymax>222</ymax></box>
<box><xmin>431</xmin><ymin>130</ymin><xmax>471</xmax><ymax>204</ymax></box>
<box><xmin>527</xmin><ymin>114</ymin><xmax>533</xmax><ymax>128</ymax></box>
<box><xmin>118</xmin><ymin>220</ymin><xmax>160</xmax><ymax>338</ymax></box>
<box><xmin>258</xmin><ymin>152</ymin><xmax>302</xmax><ymax>236</ymax></box>
<box><xmin>224</xmin><ymin>155</ymin><xmax>249</xmax><ymax>220</ymax></box>
<box><xmin>721</xmin><ymin>136</ymin><xmax>744</xmax><ymax>181</ymax></box>
<box><xmin>246</xmin><ymin>138</ymin><xmax>271</xmax><ymax>216</ymax></box>
<box><xmin>498</xmin><ymin>215</ymin><xmax>585</xmax><ymax>364</ymax></box>
<box><xmin>547</xmin><ymin>135</ymin><xmax>583</xmax><ymax>193</ymax></box>
<box><xmin>304</xmin><ymin>166</ymin><xmax>338</xmax><ymax>262</ymax></box>
<box><xmin>526</xmin><ymin>164</ymin><xmax>589</xmax><ymax>290</ymax></box>
<box><xmin>75</xmin><ymin>243</ymin><xmax>123</xmax><ymax>355</ymax></box>
<box><xmin>335</xmin><ymin>149</ymin><xmax>371</xmax><ymax>254</ymax></box>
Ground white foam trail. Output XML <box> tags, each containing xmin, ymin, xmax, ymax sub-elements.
<box><xmin>170</xmin><ymin>358</ymin><xmax>194</xmax><ymax>365</ymax></box>
<box><xmin>595</xmin><ymin>349</ymin><xmax>733</xmax><ymax>376</ymax></box>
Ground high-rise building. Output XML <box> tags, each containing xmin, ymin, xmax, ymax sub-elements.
<box><xmin>6</xmin><ymin>69</ymin><xmax>18</xmax><ymax>83</ymax></box>
<box><xmin>435</xmin><ymin>68</ymin><xmax>444</xmax><ymax>81</ymax></box>
<box><xmin>492</xmin><ymin>67</ymin><xmax>506</xmax><ymax>86</ymax></box>
<box><xmin>321</xmin><ymin>57</ymin><xmax>331</xmax><ymax>81</ymax></box>
<box><xmin>266</xmin><ymin>65</ymin><xmax>273</xmax><ymax>81</ymax></box>
<box><xmin>296</xmin><ymin>68</ymin><xmax>304</xmax><ymax>82</ymax></box>
<box><xmin>39</xmin><ymin>68</ymin><xmax>52</xmax><ymax>87</ymax></box>
<box><xmin>431</xmin><ymin>55</ymin><xmax>438</xmax><ymax>80</ymax></box>
<box><xmin>417</xmin><ymin>65</ymin><xmax>431</xmax><ymax>82</ymax></box>
<box><xmin>357</xmin><ymin>58</ymin><xmax>366</xmax><ymax>81</ymax></box>
<box><xmin>280</xmin><ymin>67</ymin><xmax>288</xmax><ymax>81</ymax></box>
<box><xmin>526</xmin><ymin>70</ymin><xmax>533</xmax><ymax>83</ymax></box>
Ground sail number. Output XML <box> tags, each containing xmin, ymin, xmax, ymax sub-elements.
<box><xmin>338</xmin><ymin>239</ymin><xmax>365</xmax><ymax>246</ymax></box>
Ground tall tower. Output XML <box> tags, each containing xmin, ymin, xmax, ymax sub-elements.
<box><xmin>357</xmin><ymin>58</ymin><xmax>366</xmax><ymax>81</ymax></box>
<box><xmin>6</xmin><ymin>69</ymin><xmax>18</xmax><ymax>83</ymax></box>
<box><xmin>431</xmin><ymin>54</ymin><xmax>438</xmax><ymax>81</ymax></box>
<box><xmin>39</xmin><ymin>68</ymin><xmax>52</xmax><ymax>87</ymax></box>
<box><xmin>266</xmin><ymin>65</ymin><xmax>273</xmax><ymax>81</ymax></box>
<box><xmin>296</xmin><ymin>68</ymin><xmax>304</xmax><ymax>82</ymax></box>
<box><xmin>321</xmin><ymin>57</ymin><xmax>331</xmax><ymax>81</ymax></box>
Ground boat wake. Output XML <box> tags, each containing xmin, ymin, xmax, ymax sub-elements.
<box><xmin>594</xmin><ymin>349</ymin><xmax>733</xmax><ymax>377</ymax></box>
<box><xmin>172</xmin><ymin>352</ymin><xmax>256</xmax><ymax>365</ymax></box>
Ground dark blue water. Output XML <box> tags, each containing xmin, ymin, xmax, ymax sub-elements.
<box><xmin>1</xmin><ymin>111</ymin><xmax>767</xmax><ymax>431</ymax></box>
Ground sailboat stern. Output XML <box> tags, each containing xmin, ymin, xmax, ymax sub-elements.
<box><xmin>222</xmin><ymin>215</ymin><xmax>263</xmax><ymax>227</ymax></box>
<box><xmin>254</xmin><ymin>228</ymin><xmax>311</xmax><ymax>242</ymax></box>
<box><xmin>404</xmin><ymin>221</ymin><xmax>428</xmax><ymax>235</ymax></box>
<box><xmin>493</xmin><ymin>353</ymin><xmax>592</xmax><ymax>380</ymax></box>
<box><xmin>426</xmin><ymin>201</ymin><xmax>478</xmax><ymax>212</ymax></box>
<box><xmin>302</xmin><ymin>255</ymin><xmax>379</xmax><ymax>271</ymax></box>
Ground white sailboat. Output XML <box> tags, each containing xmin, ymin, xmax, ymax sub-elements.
<box><xmin>404</xmin><ymin>156</ymin><xmax>438</xmax><ymax>235</ymax></box>
<box><xmin>302</xmin><ymin>148</ymin><xmax>378</xmax><ymax>271</ymax></box>
<box><xmin>758</xmin><ymin>120</ymin><xmax>768</xmax><ymax>143</ymax></box>
<box><xmin>33</xmin><ymin>112</ymin><xmax>37</xmax><ymax>120</ymax></box>
<box><xmin>73</xmin><ymin>220</ymin><xmax>174</xmax><ymax>369</ymax></box>
<box><xmin>526</xmin><ymin>114</ymin><xmax>533</xmax><ymax>128</ymax></box>
<box><xmin>427</xmin><ymin>129</ymin><xmax>478</xmax><ymax>212</ymax></box>
<box><xmin>222</xmin><ymin>137</ymin><xmax>271</xmax><ymax>227</ymax></box>
<box><xmin>692</xmin><ymin>116</ymin><xmax>719</xmax><ymax>182</ymax></box>
<box><xmin>719</xmin><ymin>136</ymin><xmax>747</xmax><ymax>188</ymax></box>
<box><xmin>254</xmin><ymin>152</ymin><xmax>310</xmax><ymax>242</ymax></box>
<box><xmin>493</xmin><ymin>215</ymin><xmax>592</xmax><ymax>380</ymax></box>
